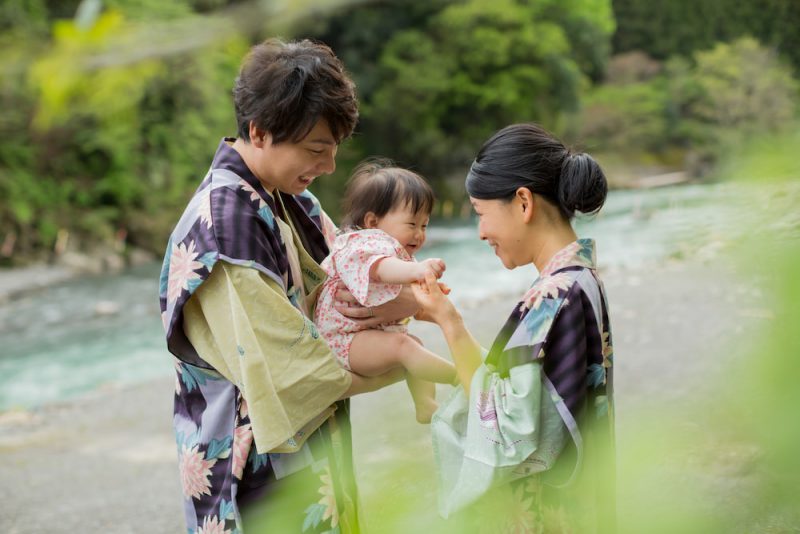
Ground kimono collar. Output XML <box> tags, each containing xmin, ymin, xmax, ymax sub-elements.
<box><xmin>212</xmin><ymin>138</ymin><xmax>278</xmax><ymax>211</ymax></box>
<box><xmin>539</xmin><ymin>238</ymin><xmax>596</xmax><ymax>277</ymax></box>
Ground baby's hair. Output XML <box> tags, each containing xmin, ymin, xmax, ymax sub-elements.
<box><xmin>341</xmin><ymin>158</ymin><xmax>435</xmax><ymax>230</ymax></box>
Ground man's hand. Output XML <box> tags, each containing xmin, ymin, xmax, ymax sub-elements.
<box><xmin>335</xmin><ymin>283</ymin><xmax>420</xmax><ymax>327</ymax></box>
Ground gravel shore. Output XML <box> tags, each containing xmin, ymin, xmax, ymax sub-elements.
<box><xmin>0</xmin><ymin>257</ymin><xmax>771</xmax><ymax>533</ymax></box>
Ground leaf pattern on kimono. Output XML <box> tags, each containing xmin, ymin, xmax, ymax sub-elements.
<box><xmin>303</xmin><ymin>503</ymin><xmax>327</xmax><ymax>532</ymax></box>
<box><xmin>179</xmin><ymin>362</ymin><xmax>211</xmax><ymax>393</ymax></box>
<box><xmin>520</xmin><ymin>273</ymin><xmax>572</xmax><ymax>314</ymax></box>
<box><xmin>239</xmin><ymin>179</ymin><xmax>267</xmax><ymax>209</ymax></box>
<box><xmin>588</xmin><ymin>363</ymin><xmax>606</xmax><ymax>388</ymax></box>
<box><xmin>206</xmin><ymin>436</ymin><xmax>233</xmax><ymax>460</ymax></box>
<box><xmin>247</xmin><ymin>445</ymin><xmax>269</xmax><ymax>472</ymax></box>
<box><xmin>521</xmin><ymin>298</ymin><xmax>561</xmax><ymax>345</ymax></box>
<box><xmin>258</xmin><ymin>206</ymin><xmax>276</xmax><ymax>231</ymax></box>
<box><xmin>300</xmin><ymin>190</ymin><xmax>322</xmax><ymax>218</ymax></box>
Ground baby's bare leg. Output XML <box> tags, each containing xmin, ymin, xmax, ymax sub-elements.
<box><xmin>349</xmin><ymin>330</ymin><xmax>451</xmax><ymax>424</ymax></box>
<box><xmin>348</xmin><ymin>330</ymin><xmax>455</xmax><ymax>384</ymax></box>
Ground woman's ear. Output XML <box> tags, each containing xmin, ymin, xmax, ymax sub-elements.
<box><xmin>363</xmin><ymin>212</ymin><xmax>379</xmax><ymax>229</ymax></box>
<box><xmin>516</xmin><ymin>187</ymin><xmax>535</xmax><ymax>223</ymax></box>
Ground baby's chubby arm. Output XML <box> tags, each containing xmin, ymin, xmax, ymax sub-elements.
<box><xmin>371</xmin><ymin>257</ymin><xmax>446</xmax><ymax>284</ymax></box>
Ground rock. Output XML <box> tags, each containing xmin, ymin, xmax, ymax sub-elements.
<box><xmin>56</xmin><ymin>251</ymin><xmax>103</xmax><ymax>275</ymax></box>
<box><xmin>94</xmin><ymin>301</ymin><xmax>120</xmax><ymax>317</ymax></box>
<box><xmin>126</xmin><ymin>247</ymin><xmax>157</xmax><ymax>267</ymax></box>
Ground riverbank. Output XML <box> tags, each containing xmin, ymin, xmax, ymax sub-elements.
<box><xmin>0</xmin><ymin>253</ymin><xmax>779</xmax><ymax>533</ymax></box>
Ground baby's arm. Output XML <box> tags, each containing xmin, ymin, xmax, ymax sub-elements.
<box><xmin>371</xmin><ymin>257</ymin><xmax>446</xmax><ymax>284</ymax></box>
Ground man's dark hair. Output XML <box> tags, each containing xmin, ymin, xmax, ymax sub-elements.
<box><xmin>233</xmin><ymin>38</ymin><xmax>358</xmax><ymax>144</ymax></box>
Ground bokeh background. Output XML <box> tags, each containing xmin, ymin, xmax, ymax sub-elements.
<box><xmin>0</xmin><ymin>0</ymin><xmax>798</xmax><ymax>532</ymax></box>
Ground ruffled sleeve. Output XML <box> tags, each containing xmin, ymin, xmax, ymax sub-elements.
<box><xmin>182</xmin><ymin>261</ymin><xmax>352</xmax><ymax>454</ymax></box>
<box><xmin>325</xmin><ymin>231</ymin><xmax>406</xmax><ymax>307</ymax></box>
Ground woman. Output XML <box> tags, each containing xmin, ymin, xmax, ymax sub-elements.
<box><xmin>159</xmin><ymin>39</ymin><xmax>412</xmax><ymax>533</ymax></box>
<box><xmin>413</xmin><ymin>123</ymin><xmax>616</xmax><ymax>532</ymax></box>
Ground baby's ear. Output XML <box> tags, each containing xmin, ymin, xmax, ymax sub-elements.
<box><xmin>363</xmin><ymin>212</ymin><xmax>379</xmax><ymax>229</ymax></box>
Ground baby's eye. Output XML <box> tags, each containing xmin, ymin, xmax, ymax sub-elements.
<box><xmin>308</xmin><ymin>149</ymin><xmax>324</xmax><ymax>155</ymax></box>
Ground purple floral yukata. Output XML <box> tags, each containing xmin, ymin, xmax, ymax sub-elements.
<box><xmin>159</xmin><ymin>139</ymin><xmax>359</xmax><ymax>533</ymax></box>
<box><xmin>432</xmin><ymin>239</ymin><xmax>616</xmax><ymax>532</ymax></box>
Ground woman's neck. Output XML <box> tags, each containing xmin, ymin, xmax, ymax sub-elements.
<box><xmin>531</xmin><ymin>224</ymin><xmax>578</xmax><ymax>273</ymax></box>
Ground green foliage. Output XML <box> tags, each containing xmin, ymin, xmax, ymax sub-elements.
<box><xmin>574</xmin><ymin>38</ymin><xmax>798</xmax><ymax>175</ymax></box>
<box><xmin>612</xmin><ymin>0</ymin><xmax>800</xmax><ymax>73</ymax></box>
<box><xmin>667</xmin><ymin>37</ymin><xmax>798</xmax><ymax>136</ymax></box>
<box><xmin>338</xmin><ymin>0</ymin><xmax>615</xmax><ymax>179</ymax></box>
<box><xmin>0</xmin><ymin>5</ymin><xmax>247</xmax><ymax>258</ymax></box>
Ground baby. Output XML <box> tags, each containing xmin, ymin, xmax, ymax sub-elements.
<box><xmin>314</xmin><ymin>160</ymin><xmax>456</xmax><ymax>423</ymax></box>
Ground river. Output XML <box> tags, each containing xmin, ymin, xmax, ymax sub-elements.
<box><xmin>0</xmin><ymin>183</ymin><xmax>741</xmax><ymax>410</ymax></box>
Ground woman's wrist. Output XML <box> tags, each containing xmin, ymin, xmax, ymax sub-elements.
<box><xmin>437</xmin><ymin>307</ymin><xmax>463</xmax><ymax>331</ymax></box>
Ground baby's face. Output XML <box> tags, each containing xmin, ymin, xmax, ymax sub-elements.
<box><xmin>376</xmin><ymin>204</ymin><xmax>430</xmax><ymax>256</ymax></box>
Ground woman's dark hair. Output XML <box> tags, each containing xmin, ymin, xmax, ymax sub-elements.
<box><xmin>233</xmin><ymin>38</ymin><xmax>359</xmax><ymax>144</ymax></box>
<box><xmin>341</xmin><ymin>158</ymin><xmax>435</xmax><ymax>230</ymax></box>
<box><xmin>466</xmin><ymin>123</ymin><xmax>607</xmax><ymax>219</ymax></box>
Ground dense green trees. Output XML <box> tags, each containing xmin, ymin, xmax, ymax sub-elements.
<box><xmin>612</xmin><ymin>0</ymin><xmax>800</xmax><ymax>73</ymax></box>
<box><xmin>0</xmin><ymin>0</ymin><xmax>797</xmax><ymax>263</ymax></box>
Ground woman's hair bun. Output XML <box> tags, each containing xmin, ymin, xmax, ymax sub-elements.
<box><xmin>557</xmin><ymin>153</ymin><xmax>608</xmax><ymax>218</ymax></box>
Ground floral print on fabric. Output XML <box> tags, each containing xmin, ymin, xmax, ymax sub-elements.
<box><xmin>168</xmin><ymin>240</ymin><xmax>204</xmax><ymax>304</ymax></box>
<box><xmin>432</xmin><ymin>238</ymin><xmax>615</xmax><ymax>532</ymax></box>
<box><xmin>179</xmin><ymin>444</ymin><xmax>217</xmax><ymax>500</ymax></box>
<box><xmin>162</xmin><ymin>140</ymin><xmax>359</xmax><ymax>533</ymax></box>
<box><xmin>314</xmin><ymin>229</ymin><xmax>412</xmax><ymax>369</ymax></box>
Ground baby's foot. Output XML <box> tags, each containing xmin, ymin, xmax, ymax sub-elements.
<box><xmin>415</xmin><ymin>398</ymin><xmax>438</xmax><ymax>424</ymax></box>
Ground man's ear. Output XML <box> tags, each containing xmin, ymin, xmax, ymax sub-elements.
<box><xmin>363</xmin><ymin>212</ymin><xmax>379</xmax><ymax>229</ymax></box>
<box><xmin>249</xmin><ymin>122</ymin><xmax>270</xmax><ymax>148</ymax></box>
<box><xmin>515</xmin><ymin>187</ymin><xmax>536</xmax><ymax>223</ymax></box>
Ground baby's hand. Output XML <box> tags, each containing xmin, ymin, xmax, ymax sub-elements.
<box><xmin>417</xmin><ymin>258</ymin><xmax>446</xmax><ymax>280</ymax></box>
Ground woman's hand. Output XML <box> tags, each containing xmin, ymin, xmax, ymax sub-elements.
<box><xmin>411</xmin><ymin>273</ymin><xmax>459</xmax><ymax>326</ymax></box>
<box><xmin>334</xmin><ymin>283</ymin><xmax>419</xmax><ymax>327</ymax></box>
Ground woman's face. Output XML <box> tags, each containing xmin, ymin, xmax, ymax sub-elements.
<box><xmin>470</xmin><ymin>195</ymin><xmax>531</xmax><ymax>269</ymax></box>
<box><xmin>253</xmin><ymin>119</ymin><xmax>338</xmax><ymax>195</ymax></box>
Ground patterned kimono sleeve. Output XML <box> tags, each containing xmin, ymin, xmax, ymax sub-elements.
<box><xmin>432</xmin><ymin>357</ymin><xmax>570</xmax><ymax>517</ymax></box>
<box><xmin>331</xmin><ymin>232</ymin><xmax>404</xmax><ymax>307</ymax></box>
<box><xmin>183</xmin><ymin>261</ymin><xmax>352</xmax><ymax>454</ymax></box>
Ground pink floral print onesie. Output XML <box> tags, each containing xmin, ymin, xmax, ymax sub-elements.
<box><xmin>315</xmin><ymin>229</ymin><xmax>412</xmax><ymax>370</ymax></box>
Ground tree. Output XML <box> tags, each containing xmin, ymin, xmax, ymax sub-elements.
<box><xmin>357</xmin><ymin>0</ymin><xmax>615</xmax><ymax>179</ymax></box>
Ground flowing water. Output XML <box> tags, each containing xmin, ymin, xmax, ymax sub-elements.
<box><xmin>0</xmin><ymin>183</ymin><xmax>742</xmax><ymax>410</ymax></box>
